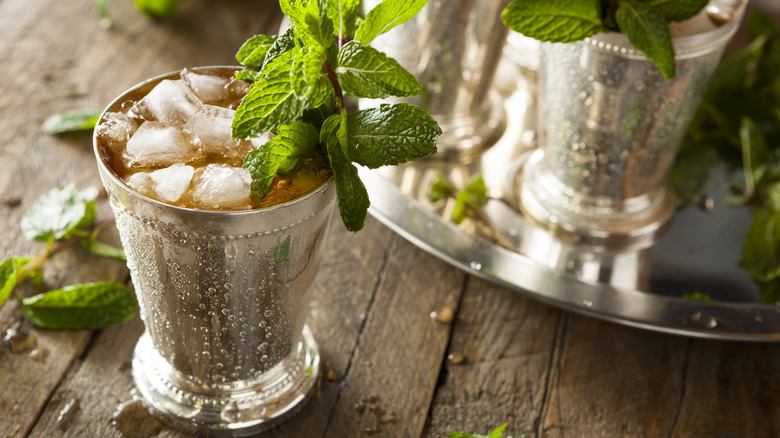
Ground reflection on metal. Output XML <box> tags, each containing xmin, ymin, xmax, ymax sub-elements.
<box><xmin>363</xmin><ymin>53</ymin><xmax>780</xmax><ymax>341</ymax></box>
<box><xmin>521</xmin><ymin>7</ymin><xmax>743</xmax><ymax>245</ymax></box>
<box><xmin>361</xmin><ymin>0</ymin><xmax>511</xmax><ymax>158</ymax></box>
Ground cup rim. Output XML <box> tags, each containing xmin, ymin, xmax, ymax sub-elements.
<box><xmin>93</xmin><ymin>65</ymin><xmax>335</xmax><ymax>217</ymax></box>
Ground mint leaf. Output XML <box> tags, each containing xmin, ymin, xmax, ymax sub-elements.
<box><xmin>292</xmin><ymin>43</ymin><xmax>327</xmax><ymax>99</ymax></box>
<box><xmin>323</xmin><ymin>112</ymin><xmax>370</xmax><ymax>232</ymax></box>
<box><xmin>743</xmin><ymin>208</ymin><xmax>780</xmax><ymax>282</ymax></box>
<box><xmin>243</xmin><ymin>121</ymin><xmax>320</xmax><ymax>200</ymax></box>
<box><xmin>757</xmin><ymin>279</ymin><xmax>780</xmax><ymax>305</ymax></box>
<box><xmin>22</xmin><ymin>282</ymin><xmax>136</xmax><ymax>329</ymax></box>
<box><xmin>488</xmin><ymin>424</ymin><xmax>509</xmax><ymax>438</ymax></box>
<box><xmin>327</xmin><ymin>0</ymin><xmax>361</xmax><ymax>40</ymax></box>
<box><xmin>233</xmin><ymin>54</ymin><xmax>305</xmax><ymax>139</ymax></box>
<box><xmin>263</xmin><ymin>27</ymin><xmax>297</xmax><ymax>72</ymax></box>
<box><xmin>616</xmin><ymin>1</ymin><xmax>676</xmax><ymax>79</ymax></box>
<box><xmin>502</xmin><ymin>0</ymin><xmax>607</xmax><ymax>44</ymax></box>
<box><xmin>346</xmin><ymin>103</ymin><xmax>440</xmax><ymax>168</ymax></box>
<box><xmin>740</xmin><ymin>117</ymin><xmax>767</xmax><ymax>200</ymax></box>
<box><xmin>643</xmin><ymin>0</ymin><xmax>708</xmax><ymax>22</ymax></box>
<box><xmin>236</xmin><ymin>34</ymin><xmax>277</xmax><ymax>66</ymax></box>
<box><xmin>21</xmin><ymin>185</ymin><xmax>98</xmax><ymax>243</ymax></box>
<box><xmin>355</xmin><ymin>0</ymin><xmax>428</xmax><ymax>45</ymax></box>
<box><xmin>682</xmin><ymin>291</ymin><xmax>713</xmax><ymax>301</ymax></box>
<box><xmin>282</xmin><ymin>0</ymin><xmax>335</xmax><ymax>49</ymax></box>
<box><xmin>336</xmin><ymin>41</ymin><xmax>424</xmax><ymax>98</ymax></box>
<box><xmin>81</xmin><ymin>238</ymin><xmax>127</xmax><ymax>262</ymax></box>
<box><xmin>134</xmin><ymin>0</ymin><xmax>180</xmax><ymax>19</ymax></box>
<box><xmin>42</xmin><ymin>109</ymin><xmax>102</xmax><ymax>135</ymax></box>
<box><xmin>429</xmin><ymin>172</ymin><xmax>453</xmax><ymax>203</ymax></box>
<box><xmin>452</xmin><ymin>175</ymin><xmax>488</xmax><ymax>224</ymax></box>
<box><xmin>0</xmin><ymin>257</ymin><xmax>32</xmax><ymax>307</ymax></box>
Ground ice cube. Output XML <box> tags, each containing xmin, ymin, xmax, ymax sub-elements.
<box><xmin>184</xmin><ymin>105</ymin><xmax>241</xmax><ymax>155</ymax></box>
<box><xmin>181</xmin><ymin>68</ymin><xmax>231</xmax><ymax>105</ymax></box>
<box><xmin>133</xmin><ymin>79</ymin><xmax>202</xmax><ymax>128</ymax></box>
<box><xmin>126</xmin><ymin>164</ymin><xmax>195</xmax><ymax>203</ymax></box>
<box><xmin>250</xmin><ymin>132</ymin><xmax>274</xmax><ymax>149</ymax></box>
<box><xmin>95</xmin><ymin>112</ymin><xmax>139</xmax><ymax>153</ymax></box>
<box><xmin>126</xmin><ymin>121</ymin><xmax>199</xmax><ymax>167</ymax></box>
<box><xmin>190</xmin><ymin>164</ymin><xmax>252</xmax><ymax>209</ymax></box>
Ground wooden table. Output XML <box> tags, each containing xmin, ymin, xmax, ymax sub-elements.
<box><xmin>2</xmin><ymin>1</ymin><xmax>780</xmax><ymax>437</ymax></box>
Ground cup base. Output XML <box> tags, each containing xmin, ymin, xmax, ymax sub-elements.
<box><xmin>132</xmin><ymin>325</ymin><xmax>319</xmax><ymax>436</ymax></box>
<box><xmin>519</xmin><ymin>149</ymin><xmax>675</xmax><ymax>250</ymax></box>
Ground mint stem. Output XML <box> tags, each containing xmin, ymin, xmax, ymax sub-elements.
<box><xmin>608</xmin><ymin>0</ymin><xmax>619</xmax><ymax>25</ymax></box>
<box><xmin>323</xmin><ymin>59</ymin><xmax>344</xmax><ymax>115</ymax></box>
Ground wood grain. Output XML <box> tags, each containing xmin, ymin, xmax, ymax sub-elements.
<box><xmin>423</xmin><ymin>277</ymin><xmax>562</xmax><ymax>438</ymax></box>
<box><xmin>322</xmin><ymin>236</ymin><xmax>467</xmax><ymax>438</ymax></box>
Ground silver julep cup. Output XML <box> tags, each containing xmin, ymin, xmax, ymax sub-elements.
<box><xmin>520</xmin><ymin>3</ymin><xmax>745</xmax><ymax>246</ymax></box>
<box><xmin>93</xmin><ymin>68</ymin><xmax>337</xmax><ymax>435</ymax></box>
<box><xmin>361</xmin><ymin>0</ymin><xmax>512</xmax><ymax>158</ymax></box>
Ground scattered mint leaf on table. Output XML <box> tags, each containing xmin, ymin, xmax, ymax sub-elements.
<box><xmin>232</xmin><ymin>0</ymin><xmax>441</xmax><ymax>232</ymax></box>
<box><xmin>0</xmin><ymin>257</ymin><xmax>32</xmax><ymax>307</ymax></box>
<box><xmin>134</xmin><ymin>0</ymin><xmax>180</xmax><ymax>19</ymax></box>
<box><xmin>20</xmin><ymin>184</ymin><xmax>98</xmax><ymax>243</ymax></box>
<box><xmin>42</xmin><ymin>109</ymin><xmax>102</xmax><ymax>135</ymax></box>
<box><xmin>450</xmin><ymin>423</ymin><xmax>516</xmax><ymax>438</ymax></box>
<box><xmin>22</xmin><ymin>282</ymin><xmax>136</xmax><ymax>330</ymax></box>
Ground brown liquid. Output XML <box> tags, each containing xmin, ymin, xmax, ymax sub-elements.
<box><xmin>96</xmin><ymin>68</ymin><xmax>331</xmax><ymax>211</ymax></box>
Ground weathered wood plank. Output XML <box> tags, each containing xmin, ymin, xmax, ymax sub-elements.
<box><xmin>538</xmin><ymin>314</ymin><xmax>690</xmax><ymax>438</ymax></box>
<box><xmin>322</xmin><ymin>236</ymin><xmax>467</xmax><ymax>438</ymax></box>
<box><xmin>423</xmin><ymin>277</ymin><xmax>562</xmax><ymax>438</ymax></box>
<box><xmin>669</xmin><ymin>340</ymin><xmax>780</xmax><ymax>437</ymax></box>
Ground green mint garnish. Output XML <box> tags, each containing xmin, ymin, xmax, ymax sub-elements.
<box><xmin>616</xmin><ymin>1</ymin><xmax>675</xmax><ymax>79</ymax></box>
<box><xmin>502</xmin><ymin>0</ymin><xmax>713</xmax><ymax>80</ymax></box>
<box><xmin>645</xmin><ymin>0</ymin><xmax>710</xmax><ymax>23</ymax></box>
<box><xmin>501</xmin><ymin>0</ymin><xmax>607</xmax><ymax>44</ymax></box>
<box><xmin>429</xmin><ymin>173</ymin><xmax>488</xmax><ymax>225</ymax></box>
<box><xmin>243</xmin><ymin>120</ymin><xmax>321</xmax><ymax>200</ymax></box>
<box><xmin>336</xmin><ymin>40</ymin><xmax>424</xmax><ymax>98</ymax></box>
<box><xmin>21</xmin><ymin>282</ymin><xmax>136</xmax><ymax>330</ymax></box>
<box><xmin>354</xmin><ymin>0</ymin><xmax>428</xmax><ymax>45</ymax></box>
<box><xmin>232</xmin><ymin>0</ymin><xmax>441</xmax><ymax>232</ymax></box>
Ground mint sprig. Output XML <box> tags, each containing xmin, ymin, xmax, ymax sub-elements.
<box><xmin>670</xmin><ymin>11</ymin><xmax>780</xmax><ymax>304</ymax></box>
<box><xmin>0</xmin><ymin>185</ymin><xmax>133</xmax><ymax>329</ymax></box>
<box><xmin>502</xmin><ymin>0</ymin><xmax>713</xmax><ymax>80</ymax></box>
<box><xmin>232</xmin><ymin>0</ymin><xmax>441</xmax><ymax>232</ymax></box>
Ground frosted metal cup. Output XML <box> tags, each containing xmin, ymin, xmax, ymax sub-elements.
<box><xmin>93</xmin><ymin>68</ymin><xmax>337</xmax><ymax>435</ymax></box>
<box><xmin>520</xmin><ymin>2</ymin><xmax>744</xmax><ymax>246</ymax></box>
<box><xmin>361</xmin><ymin>0</ymin><xmax>511</xmax><ymax>158</ymax></box>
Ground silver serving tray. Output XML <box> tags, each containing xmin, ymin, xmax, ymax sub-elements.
<box><xmin>361</xmin><ymin>58</ymin><xmax>780</xmax><ymax>342</ymax></box>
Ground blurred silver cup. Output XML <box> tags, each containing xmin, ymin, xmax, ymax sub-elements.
<box><xmin>520</xmin><ymin>2</ymin><xmax>745</xmax><ymax>246</ymax></box>
<box><xmin>94</xmin><ymin>68</ymin><xmax>337</xmax><ymax>435</ymax></box>
<box><xmin>361</xmin><ymin>0</ymin><xmax>512</xmax><ymax>159</ymax></box>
